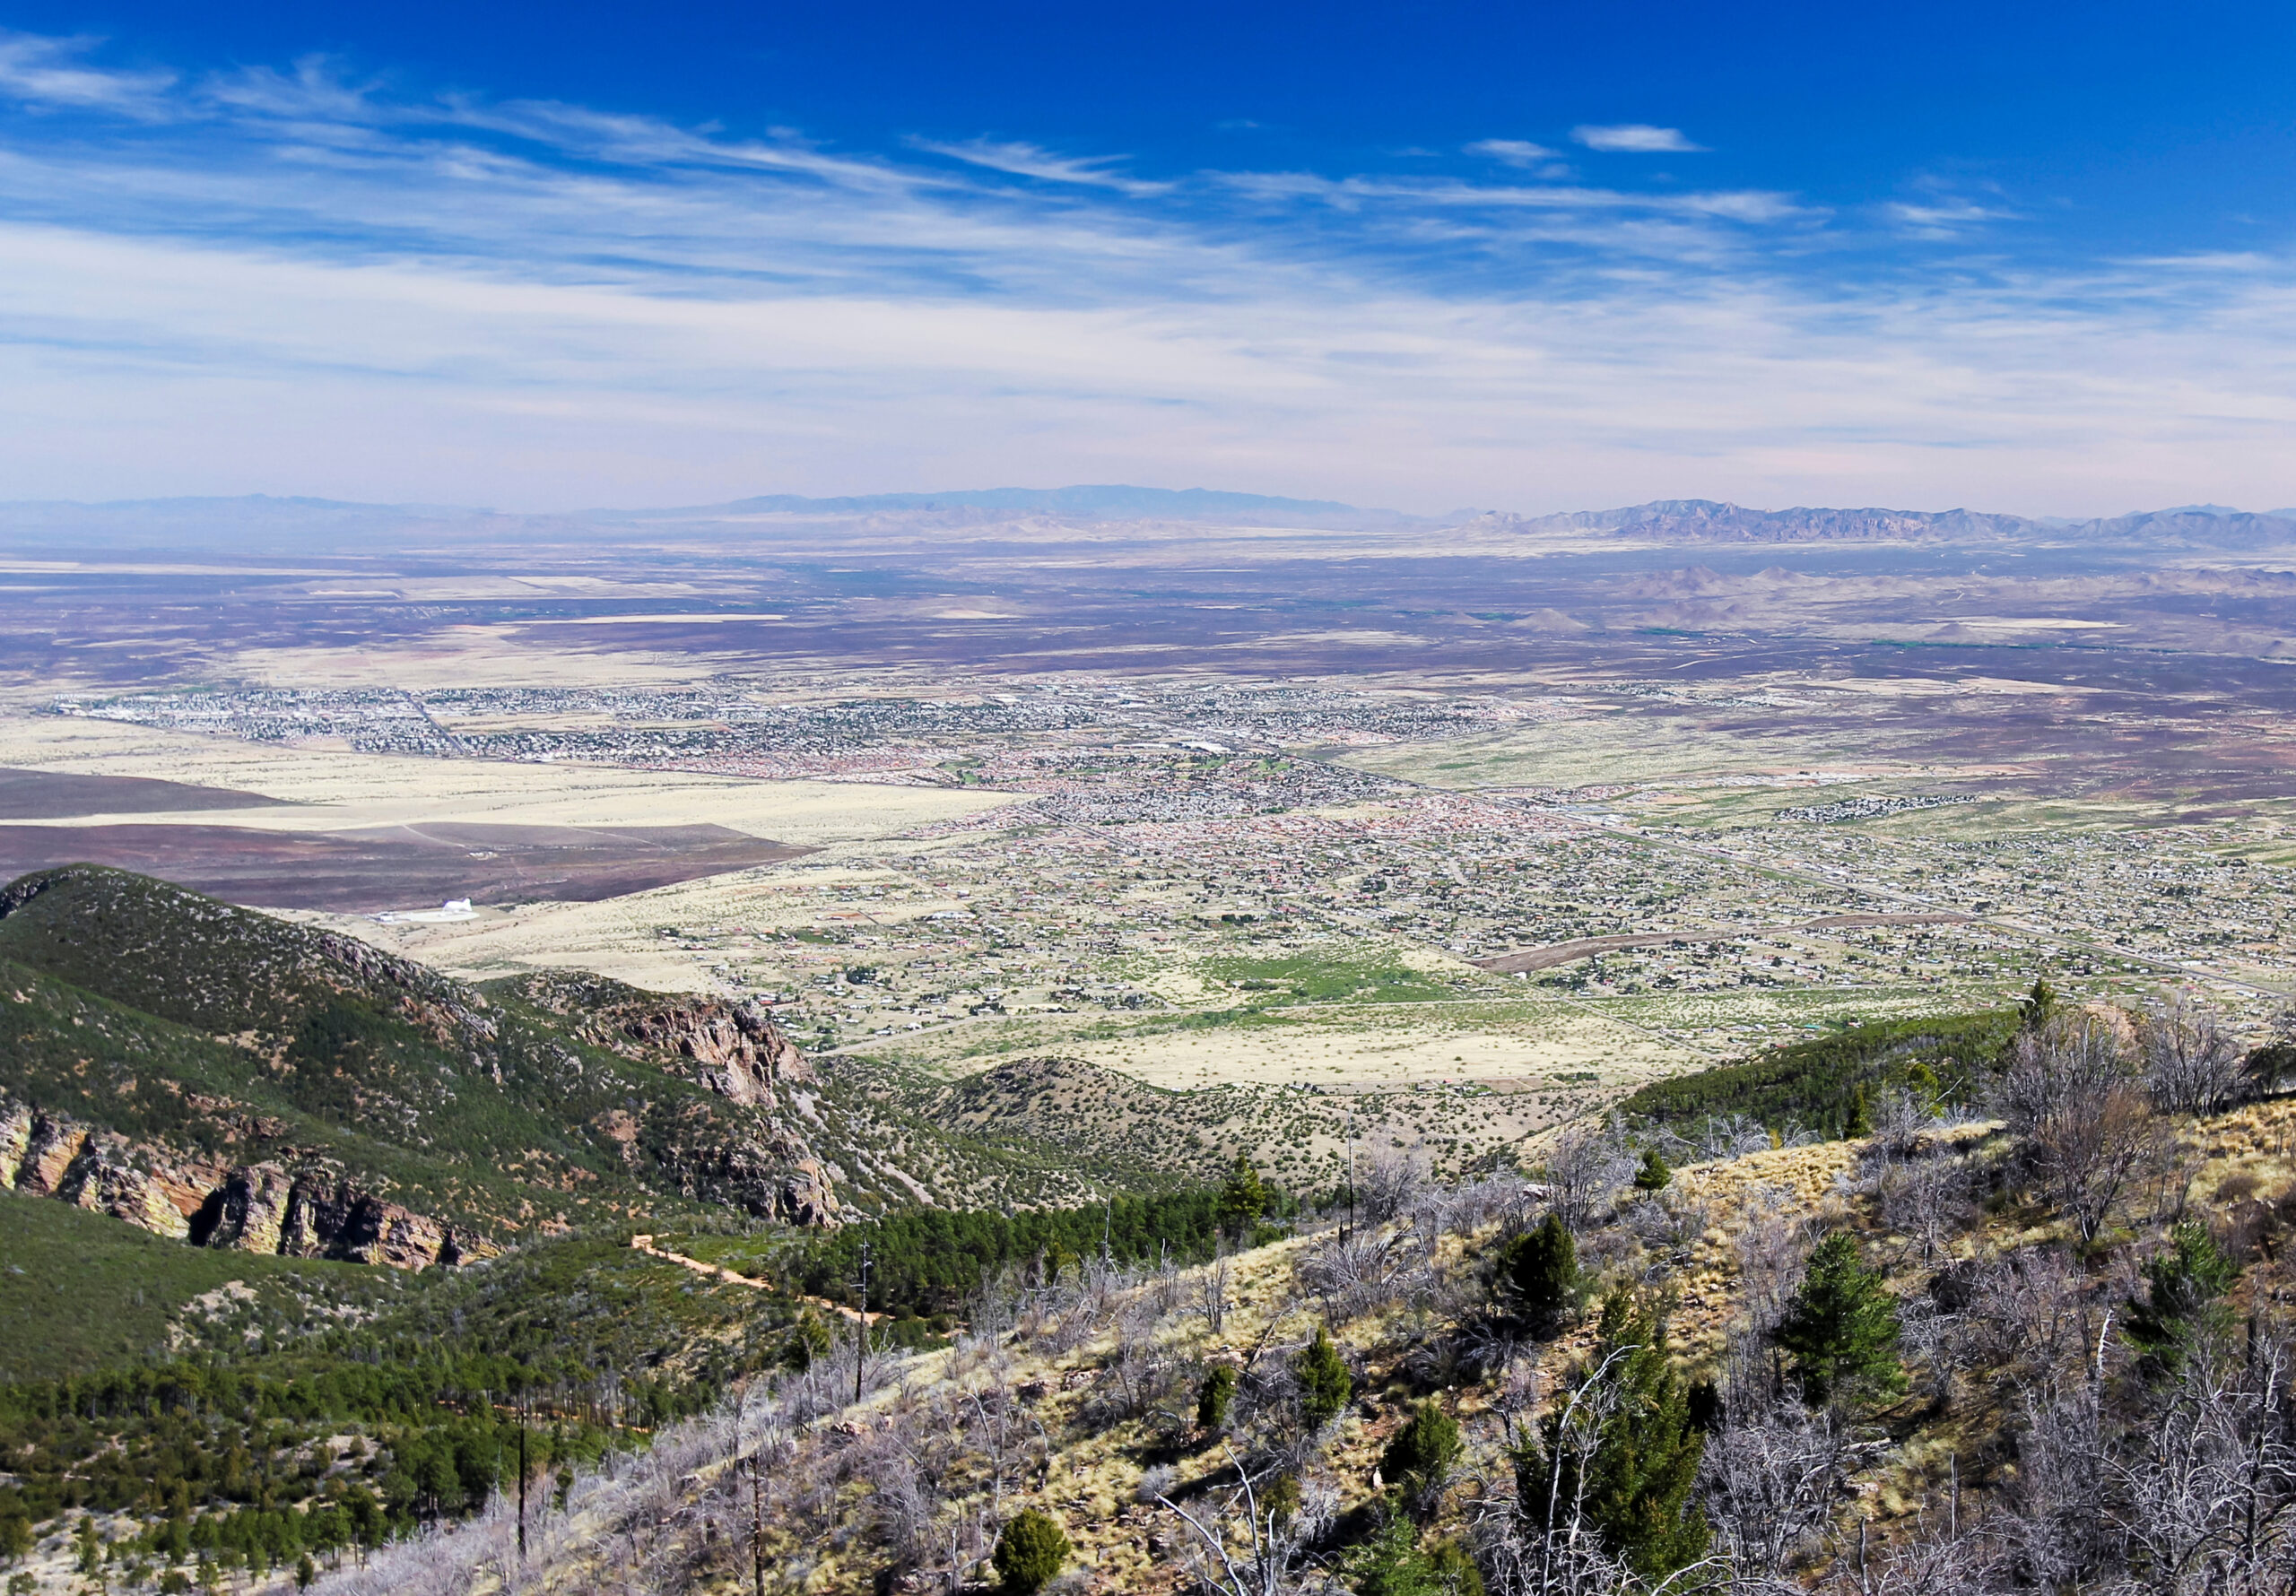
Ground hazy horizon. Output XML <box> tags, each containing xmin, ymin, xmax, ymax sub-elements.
<box><xmin>1</xmin><ymin>0</ymin><xmax>2292</xmax><ymax>517</ymax></box>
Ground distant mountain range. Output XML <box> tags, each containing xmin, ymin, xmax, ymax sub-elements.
<box><xmin>1</xmin><ymin>488</ymin><xmax>2292</xmax><ymax>551</ymax></box>
<box><xmin>1454</xmin><ymin>499</ymin><xmax>2296</xmax><ymax>550</ymax></box>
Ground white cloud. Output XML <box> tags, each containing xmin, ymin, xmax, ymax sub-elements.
<box><xmin>0</xmin><ymin>32</ymin><xmax>176</xmax><ymax>117</ymax></box>
<box><xmin>1571</xmin><ymin>124</ymin><xmax>1705</xmax><ymax>153</ymax></box>
<box><xmin>0</xmin><ymin>31</ymin><xmax>2288</xmax><ymax>516</ymax></box>
<box><xmin>909</xmin><ymin>137</ymin><xmax>1171</xmax><ymax>197</ymax></box>
<box><xmin>1883</xmin><ymin>176</ymin><xmax>2018</xmax><ymax>239</ymax></box>
<box><xmin>1465</xmin><ymin>138</ymin><xmax>1556</xmax><ymax>166</ymax></box>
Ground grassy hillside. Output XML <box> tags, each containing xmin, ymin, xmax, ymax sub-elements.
<box><xmin>0</xmin><ymin>868</ymin><xmax>1257</xmax><ymax>1259</ymax></box>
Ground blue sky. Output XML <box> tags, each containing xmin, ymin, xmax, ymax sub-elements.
<box><xmin>0</xmin><ymin>0</ymin><xmax>2292</xmax><ymax>515</ymax></box>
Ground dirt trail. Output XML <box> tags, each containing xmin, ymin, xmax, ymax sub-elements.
<box><xmin>630</xmin><ymin>1235</ymin><xmax>871</xmax><ymax>1324</ymax></box>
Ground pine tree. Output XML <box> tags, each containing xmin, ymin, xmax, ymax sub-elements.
<box><xmin>1218</xmin><ymin>1156</ymin><xmax>1268</xmax><ymax>1236</ymax></box>
<box><xmin>1633</xmin><ymin>1148</ymin><xmax>1672</xmax><ymax>1190</ymax></box>
<box><xmin>1382</xmin><ymin>1400</ymin><xmax>1464</xmax><ymax>1514</ymax></box>
<box><xmin>1517</xmin><ymin>1291</ymin><xmax>1709</xmax><ymax>1584</ymax></box>
<box><xmin>1502</xmin><ymin>1213</ymin><xmax>1585</xmax><ymax>1338</ymax></box>
<box><xmin>2020</xmin><ymin>976</ymin><xmax>2061</xmax><ymax>1032</ymax></box>
<box><xmin>1350</xmin><ymin>1519</ymin><xmax>1485</xmax><ymax>1596</ymax></box>
<box><xmin>2125</xmin><ymin>1220</ymin><xmax>2239</xmax><ymax>1377</ymax></box>
<box><xmin>993</xmin><ymin>1508</ymin><xmax>1071</xmax><ymax>1595</ymax></box>
<box><xmin>1296</xmin><ymin>1324</ymin><xmax>1352</xmax><ymax>1431</ymax></box>
<box><xmin>1773</xmin><ymin>1232</ymin><xmax>1905</xmax><ymax>1407</ymax></box>
<box><xmin>1196</xmin><ymin>1365</ymin><xmax>1237</xmax><ymax>1431</ymax></box>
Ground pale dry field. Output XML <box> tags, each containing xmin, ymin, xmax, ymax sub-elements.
<box><xmin>0</xmin><ymin>714</ymin><xmax>1018</xmax><ymax>845</ymax></box>
<box><xmin>295</xmin><ymin>854</ymin><xmax>932</xmax><ymax>991</ymax></box>
<box><xmin>1061</xmin><ymin>1004</ymin><xmax>1702</xmax><ymax>1090</ymax></box>
<box><xmin>219</xmin><ymin>629</ymin><xmax>728</xmax><ymax>690</ymax></box>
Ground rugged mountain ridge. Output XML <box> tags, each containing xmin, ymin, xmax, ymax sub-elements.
<box><xmin>0</xmin><ymin>866</ymin><xmax>854</xmax><ymax>1265</ymax></box>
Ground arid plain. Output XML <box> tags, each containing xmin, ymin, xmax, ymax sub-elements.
<box><xmin>2</xmin><ymin>497</ymin><xmax>2292</xmax><ymax>1136</ymax></box>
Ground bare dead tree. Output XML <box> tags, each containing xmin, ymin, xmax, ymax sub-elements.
<box><xmin>1731</xmin><ymin>1193</ymin><xmax>1813</xmax><ymax>1342</ymax></box>
<box><xmin>1996</xmin><ymin>1011</ymin><xmax>2161</xmax><ymax>1244</ymax></box>
<box><xmin>2001</xmin><ymin>1384</ymin><xmax>2110</xmax><ymax>1588</ymax></box>
<box><xmin>2107</xmin><ymin>1334</ymin><xmax>2296</xmax><ymax>1595</ymax></box>
<box><xmin>1361</xmin><ymin>1149</ymin><xmax>1430</xmax><ymax>1226</ymax></box>
<box><xmin>1295</xmin><ymin>1222</ymin><xmax>1424</xmax><ymax>1323</ymax></box>
<box><xmin>2140</xmin><ymin>991</ymin><xmax>2250</xmax><ymax>1117</ymax></box>
<box><xmin>1867</xmin><ymin>1086</ymin><xmax>1940</xmax><ymax>1164</ymax></box>
<box><xmin>1964</xmin><ymin>1246</ymin><xmax>2092</xmax><ymax>1398</ymax></box>
<box><xmin>1622</xmin><ymin>1186</ymin><xmax>1711</xmax><ymax>1267</ymax></box>
<box><xmin>1156</xmin><ymin>1444</ymin><xmax>1326</xmax><ymax>1596</ymax></box>
<box><xmin>1197</xmin><ymin>1248</ymin><xmax>1234</xmax><ymax>1337</ymax></box>
<box><xmin>1700</xmin><ymin>1399</ymin><xmax>1884</xmax><ymax>1583</ymax></box>
<box><xmin>1544</xmin><ymin>1119</ymin><xmax>1636</xmax><ymax>1230</ymax></box>
<box><xmin>1876</xmin><ymin>1150</ymin><xmax>1971</xmax><ymax>1264</ymax></box>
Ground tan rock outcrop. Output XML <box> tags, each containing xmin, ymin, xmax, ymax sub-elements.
<box><xmin>611</xmin><ymin>998</ymin><xmax>813</xmax><ymax>1108</ymax></box>
<box><xmin>0</xmin><ymin>1097</ymin><xmax>30</xmax><ymax>1187</ymax></box>
<box><xmin>14</xmin><ymin>1109</ymin><xmax>90</xmax><ymax>1196</ymax></box>
<box><xmin>201</xmin><ymin>1162</ymin><xmax>297</xmax><ymax>1254</ymax></box>
<box><xmin>0</xmin><ymin>1089</ymin><xmax>482</xmax><ymax>1270</ymax></box>
<box><xmin>780</xmin><ymin>1156</ymin><xmax>840</xmax><ymax>1227</ymax></box>
<box><xmin>53</xmin><ymin>1135</ymin><xmax>196</xmax><ymax>1239</ymax></box>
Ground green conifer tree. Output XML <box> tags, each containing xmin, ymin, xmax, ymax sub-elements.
<box><xmin>1843</xmin><ymin>1085</ymin><xmax>1873</xmax><ymax>1139</ymax></box>
<box><xmin>1773</xmin><ymin>1233</ymin><xmax>1906</xmax><ymax>1407</ymax></box>
<box><xmin>1633</xmin><ymin>1148</ymin><xmax>1673</xmax><ymax>1191</ymax></box>
<box><xmin>1502</xmin><ymin>1213</ymin><xmax>1586</xmax><ymax>1338</ymax></box>
<box><xmin>2125</xmin><ymin>1221</ymin><xmax>2239</xmax><ymax>1377</ymax></box>
<box><xmin>1196</xmin><ymin>1365</ymin><xmax>1237</xmax><ymax>1432</ymax></box>
<box><xmin>1382</xmin><ymin>1400</ymin><xmax>1464</xmax><ymax>1515</ymax></box>
<box><xmin>1516</xmin><ymin>1291</ymin><xmax>1709</xmax><ymax>1584</ymax></box>
<box><xmin>993</xmin><ymin>1508</ymin><xmax>1071</xmax><ymax>1596</ymax></box>
<box><xmin>1350</xmin><ymin>1519</ymin><xmax>1485</xmax><ymax>1596</ymax></box>
<box><xmin>2020</xmin><ymin>976</ymin><xmax>2061</xmax><ymax>1032</ymax></box>
<box><xmin>1296</xmin><ymin>1324</ymin><xmax>1352</xmax><ymax>1431</ymax></box>
<box><xmin>1219</xmin><ymin>1156</ymin><xmax>1268</xmax><ymax>1236</ymax></box>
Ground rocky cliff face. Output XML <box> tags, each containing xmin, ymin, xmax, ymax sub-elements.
<box><xmin>513</xmin><ymin>977</ymin><xmax>844</xmax><ymax>1227</ymax></box>
<box><xmin>604</xmin><ymin>997</ymin><xmax>813</xmax><ymax>1109</ymax></box>
<box><xmin>0</xmin><ymin>1091</ymin><xmax>490</xmax><ymax>1269</ymax></box>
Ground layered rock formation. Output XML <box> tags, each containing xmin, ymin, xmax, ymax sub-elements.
<box><xmin>0</xmin><ymin>1091</ymin><xmax>488</xmax><ymax>1269</ymax></box>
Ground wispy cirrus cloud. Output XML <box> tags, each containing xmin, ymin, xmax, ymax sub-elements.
<box><xmin>1571</xmin><ymin>124</ymin><xmax>1705</xmax><ymax>153</ymax></box>
<box><xmin>1884</xmin><ymin>175</ymin><xmax>2018</xmax><ymax>239</ymax></box>
<box><xmin>0</xmin><ymin>31</ymin><xmax>2288</xmax><ymax>516</ymax></box>
<box><xmin>0</xmin><ymin>31</ymin><xmax>176</xmax><ymax>117</ymax></box>
<box><xmin>1465</xmin><ymin>138</ymin><xmax>1556</xmax><ymax>166</ymax></box>
<box><xmin>909</xmin><ymin>136</ymin><xmax>1172</xmax><ymax>196</ymax></box>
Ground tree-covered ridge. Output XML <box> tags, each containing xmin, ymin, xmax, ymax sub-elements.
<box><xmin>1613</xmin><ymin>1008</ymin><xmax>2020</xmax><ymax>1141</ymax></box>
<box><xmin>784</xmin><ymin>1175</ymin><xmax>1281</xmax><ymax>1320</ymax></box>
<box><xmin>0</xmin><ymin>1223</ymin><xmax>808</xmax><ymax>1580</ymax></box>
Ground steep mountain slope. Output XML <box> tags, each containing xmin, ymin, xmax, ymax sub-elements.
<box><xmin>308</xmin><ymin>1020</ymin><xmax>2296</xmax><ymax>1596</ymax></box>
<box><xmin>0</xmin><ymin>867</ymin><xmax>873</xmax><ymax>1263</ymax></box>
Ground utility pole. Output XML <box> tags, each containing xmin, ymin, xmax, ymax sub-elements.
<box><xmin>854</xmin><ymin>1242</ymin><xmax>873</xmax><ymax>1405</ymax></box>
<box><xmin>750</xmin><ymin>1445</ymin><xmax>767</xmax><ymax>1596</ymax></box>
<box><xmin>517</xmin><ymin>1395</ymin><xmax>528</xmax><ymax>1563</ymax></box>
